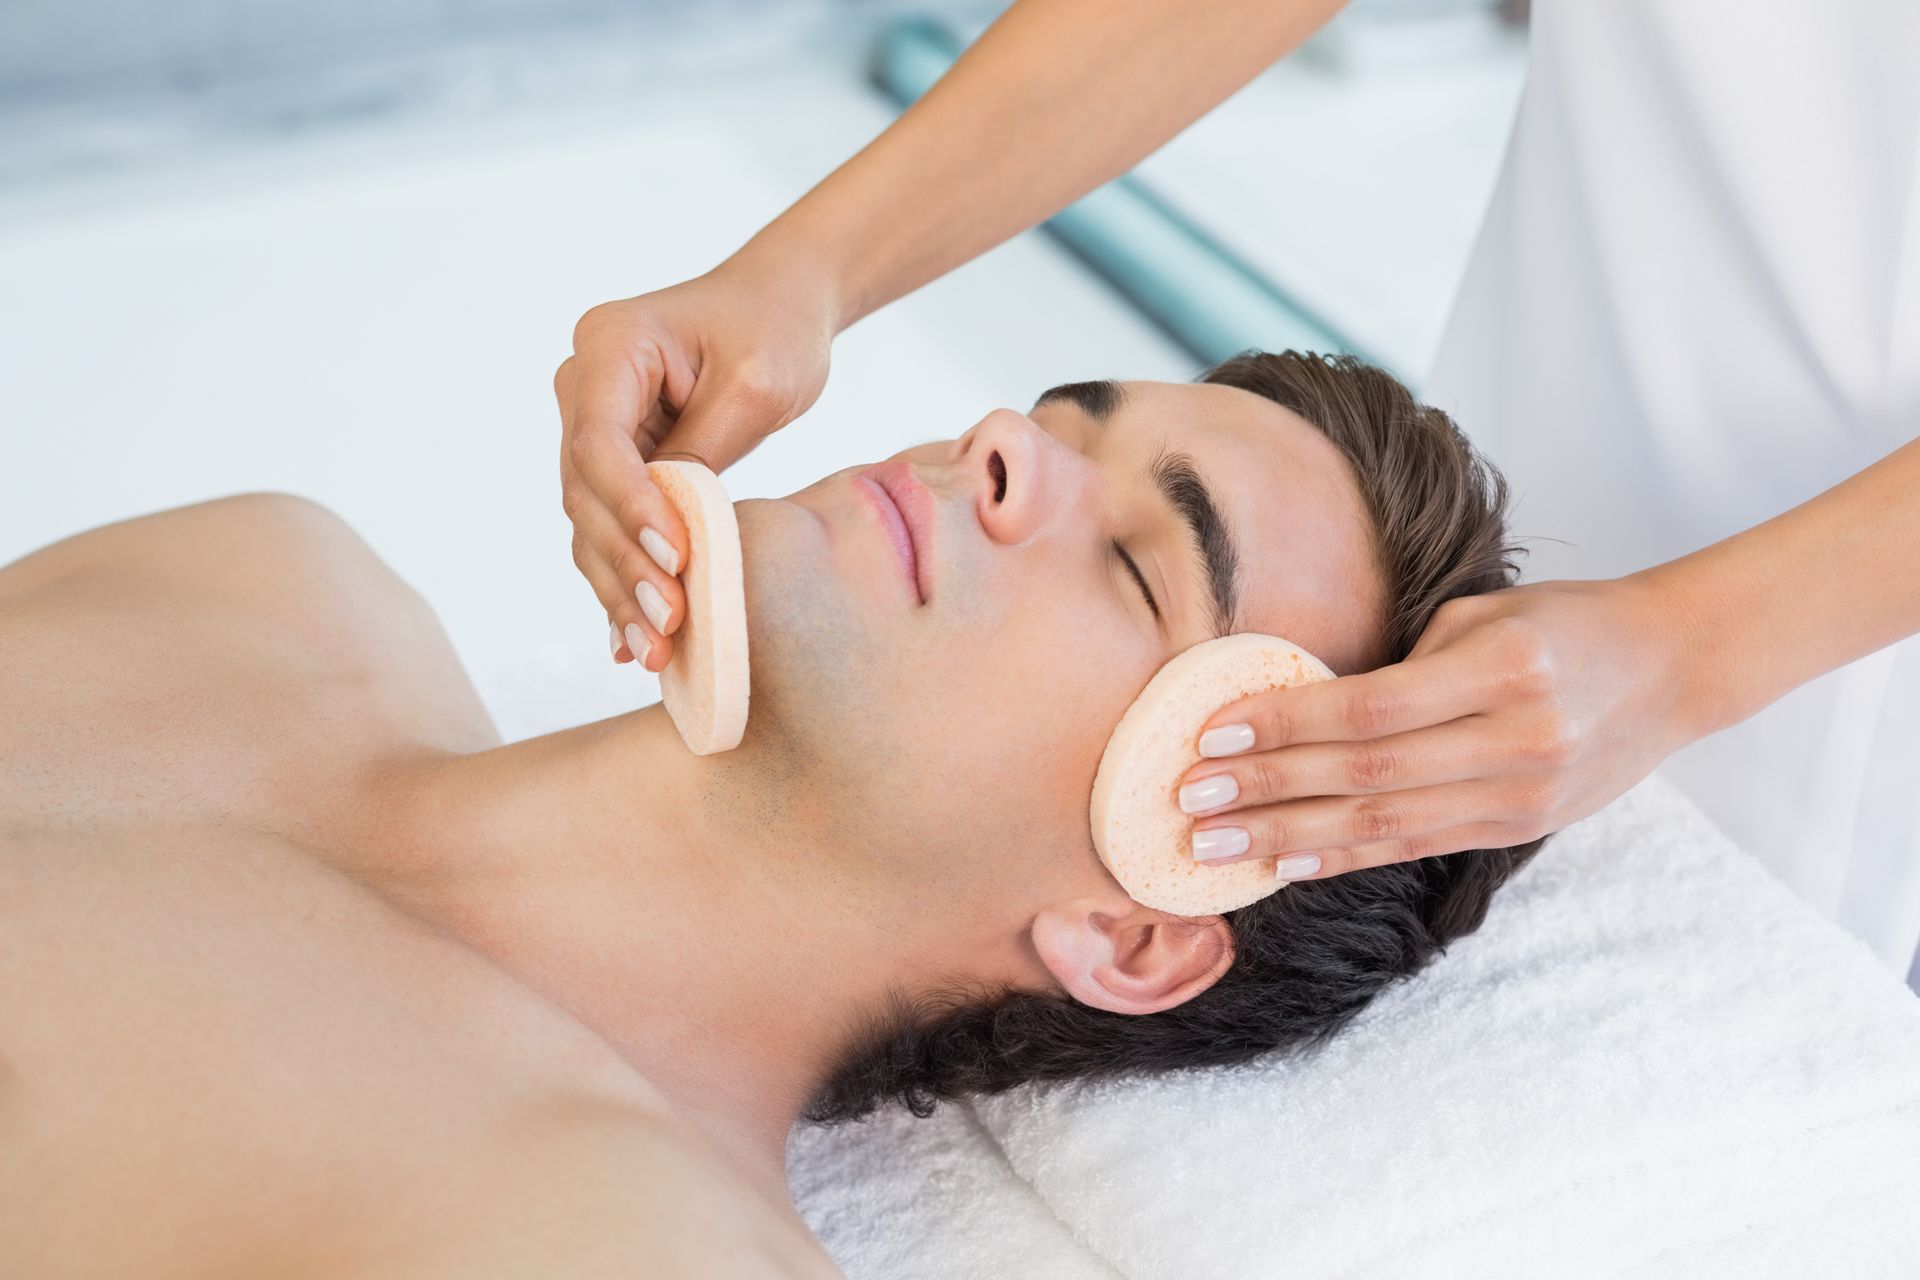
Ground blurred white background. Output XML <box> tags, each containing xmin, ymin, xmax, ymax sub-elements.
<box><xmin>0</xmin><ymin>0</ymin><xmax>1526</xmax><ymax>739</ymax></box>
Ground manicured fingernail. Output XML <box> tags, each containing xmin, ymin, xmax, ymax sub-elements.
<box><xmin>1198</xmin><ymin>723</ymin><xmax>1255</xmax><ymax>757</ymax></box>
<box><xmin>609</xmin><ymin>620</ymin><xmax>623</xmax><ymax>662</ymax></box>
<box><xmin>635</xmin><ymin>579</ymin><xmax>671</xmax><ymax>633</ymax></box>
<box><xmin>640</xmin><ymin>526</ymin><xmax>680</xmax><ymax>576</ymax></box>
<box><xmin>1178</xmin><ymin>774</ymin><xmax>1238</xmax><ymax>814</ymax></box>
<box><xmin>624</xmin><ymin>622</ymin><xmax>652</xmax><ymax>668</ymax></box>
<box><xmin>1191</xmin><ymin>826</ymin><xmax>1250</xmax><ymax>862</ymax></box>
<box><xmin>1274</xmin><ymin>852</ymin><xmax>1322</xmax><ymax>880</ymax></box>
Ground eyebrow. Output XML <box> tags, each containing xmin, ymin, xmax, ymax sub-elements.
<box><xmin>1033</xmin><ymin>380</ymin><xmax>1241</xmax><ymax>638</ymax></box>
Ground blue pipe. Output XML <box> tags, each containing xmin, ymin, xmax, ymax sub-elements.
<box><xmin>869</xmin><ymin>15</ymin><xmax>1382</xmax><ymax>373</ymax></box>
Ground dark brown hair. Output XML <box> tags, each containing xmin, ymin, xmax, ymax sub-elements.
<box><xmin>801</xmin><ymin>350</ymin><xmax>1549</xmax><ymax>1126</ymax></box>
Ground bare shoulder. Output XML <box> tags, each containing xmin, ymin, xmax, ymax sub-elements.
<box><xmin>374</xmin><ymin>1099</ymin><xmax>846</xmax><ymax>1280</ymax></box>
<box><xmin>0</xmin><ymin>493</ymin><xmax>497</xmax><ymax>830</ymax></box>
<box><xmin>0</xmin><ymin>492</ymin><xmax>467</xmax><ymax>700</ymax></box>
<box><xmin>5</xmin><ymin>491</ymin><xmax>396</xmax><ymax>608</ymax></box>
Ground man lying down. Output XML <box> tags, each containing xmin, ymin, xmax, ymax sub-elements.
<box><xmin>0</xmin><ymin>350</ymin><xmax>1548</xmax><ymax>1276</ymax></box>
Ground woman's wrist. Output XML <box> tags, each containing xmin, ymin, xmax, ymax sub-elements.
<box><xmin>1618</xmin><ymin>560</ymin><xmax>1743</xmax><ymax>746</ymax></box>
<box><xmin>722</xmin><ymin>213</ymin><xmax>866</xmax><ymax>335</ymax></box>
<box><xmin>1619</xmin><ymin>437</ymin><xmax>1920</xmax><ymax>746</ymax></box>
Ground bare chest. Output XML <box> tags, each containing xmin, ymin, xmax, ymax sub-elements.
<box><xmin>0</xmin><ymin>825</ymin><xmax>836</xmax><ymax>1278</ymax></box>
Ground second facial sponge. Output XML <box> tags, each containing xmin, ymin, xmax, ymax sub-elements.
<box><xmin>645</xmin><ymin>460</ymin><xmax>751</xmax><ymax>755</ymax></box>
<box><xmin>1091</xmin><ymin>633</ymin><xmax>1335</xmax><ymax>915</ymax></box>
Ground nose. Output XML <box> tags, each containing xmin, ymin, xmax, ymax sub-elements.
<box><xmin>956</xmin><ymin>407</ymin><xmax>1088</xmax><ymax>547</ymax></box>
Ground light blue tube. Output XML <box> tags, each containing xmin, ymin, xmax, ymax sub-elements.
<box><xmin>870</xmin><ymin>16</ymin><xmax>1385</xmax><ymax>374</ymax></box>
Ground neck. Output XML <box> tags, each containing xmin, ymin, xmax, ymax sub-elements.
<box><xmin>359</xmin><ymin>704</ymin><xmax>964</xmax><ymax>1185</ymax></box>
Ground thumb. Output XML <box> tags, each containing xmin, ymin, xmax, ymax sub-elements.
<box><xmin>649</xmin><ymin>371</ymin><xmax>798</xmax><ymax>475</ymax></box>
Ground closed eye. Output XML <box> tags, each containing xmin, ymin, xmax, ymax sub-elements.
<box><xmin>1113</xmin><ymin>542</ymin><xmax>1160</xmax><ymax>619</ymax></box>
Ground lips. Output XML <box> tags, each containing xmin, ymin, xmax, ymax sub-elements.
<box><xmin>860</xmin><ymin>459</ymin><xmax>934</xmax><ymax>605</ymax></box>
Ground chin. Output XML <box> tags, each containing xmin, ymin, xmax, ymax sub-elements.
<box><xmin>732</xmin><ymin>497</ymin><xmax>907</xmax><ymax>758</ymax></box>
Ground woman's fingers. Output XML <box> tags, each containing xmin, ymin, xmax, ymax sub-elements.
<box><xmin>555</xmin><ymin>343</ymin><xmax>694</xmax><ymax>649</ymax></box>
<box><xmin>1270</xmin><ymin>822</ymin><xmax>1522</xmax><ymax>881</ymax></box>
<box><xmin>1177</xmin><ymin>717</ymin><xmax>1496</xmax><ymax>816</ymax></box>
<box><xmin>572</xmin><ymin>536</ymin><xmax>672</xmax><ymax>672</ymax></box>
<box><xmin>1176</xmin><ymin>611</ymin><xmax>1563</xmax><ymax>872</ymax></box>
<box><xmin>1196</xmin><ymin>637</ymin><xmax>1500</xmax><ymax>756</ymax></box>
<box><xmin>569</xmin><ymin>412</ymin><xmax>692</xmax><ymax>592</ymax></box>
<box><xmin>1189</xmin><ymin>780</ymin><xmax>1536</xmax><ymax>871</ymax></box>
<box><xmin>570</xmin><ymin>485</ymin><xmax>686</xmax><ymax>647</ymax></box>
<box><xmin>1170</xmin><ymin>581</ymin><xmax>1704</xmax><ymax>882</ymax></box>
<box><xmin>564</xmin><ymin>482</ymin><xmax>685</xmax><ymax>664</ymax></box>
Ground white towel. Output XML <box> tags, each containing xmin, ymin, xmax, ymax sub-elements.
<box><xmin>787</xmin><ymin>1101</ymin><xmax>1120</xmax><ymax>1280</ymax></box>
<box><xmin>793</xmin><ymin>774</ymin><xmax>1920</xmax><ymax>1278</ymax></box>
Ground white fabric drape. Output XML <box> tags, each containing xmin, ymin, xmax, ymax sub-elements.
<box><xmin>1421</xmin><ymin>0</ymin><xmax>1920</xmax><ymax>986</ymax></box>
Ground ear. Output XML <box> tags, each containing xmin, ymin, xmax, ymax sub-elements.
<box><xmin>1029</xmin><ymin>897</ymin><xmax>1235</xmax><ymax>1015</ymax></box>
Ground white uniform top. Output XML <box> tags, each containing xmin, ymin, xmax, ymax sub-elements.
<box><xmin>1421</xmin><ymin>0</ymin><xmax>1920</xmax><ymax>987</ymax></box>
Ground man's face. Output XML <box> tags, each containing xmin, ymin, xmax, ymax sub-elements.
<box><xmin>730</xmin><ymin>379</ymin><xmax>1385</xmax><ymax>927</ymax></box>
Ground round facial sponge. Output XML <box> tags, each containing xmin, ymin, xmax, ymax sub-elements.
<box><xmin>644</xmin><ymin>460</ymin><xmax>750</xmax><ymax>755</ymax></box>
<box><xmin>1090</xmin><ymin>633</ymin><xmax>1336</xmax><ymax>915</ymax></box>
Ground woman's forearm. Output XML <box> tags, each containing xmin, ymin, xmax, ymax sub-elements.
<box><xmin>730</xmin><ymin>0</ymin><xmax>1347</xmax><ymax>331</ymax></box>
<box><xmin>1639</xmin><ymin>435</ymin><xmax>1920</xmax><ymax>740</ymax></box>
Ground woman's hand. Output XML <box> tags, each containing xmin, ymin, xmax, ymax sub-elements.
<box><xmin>555</xmin><ymin>254</ymin><xmax>840</xmax><ymax>671</ymax></box>
<box><xmin>1178</xmin><ymin>575</ymin><xmax>1708</xmax><ymax>879</ymax></box>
